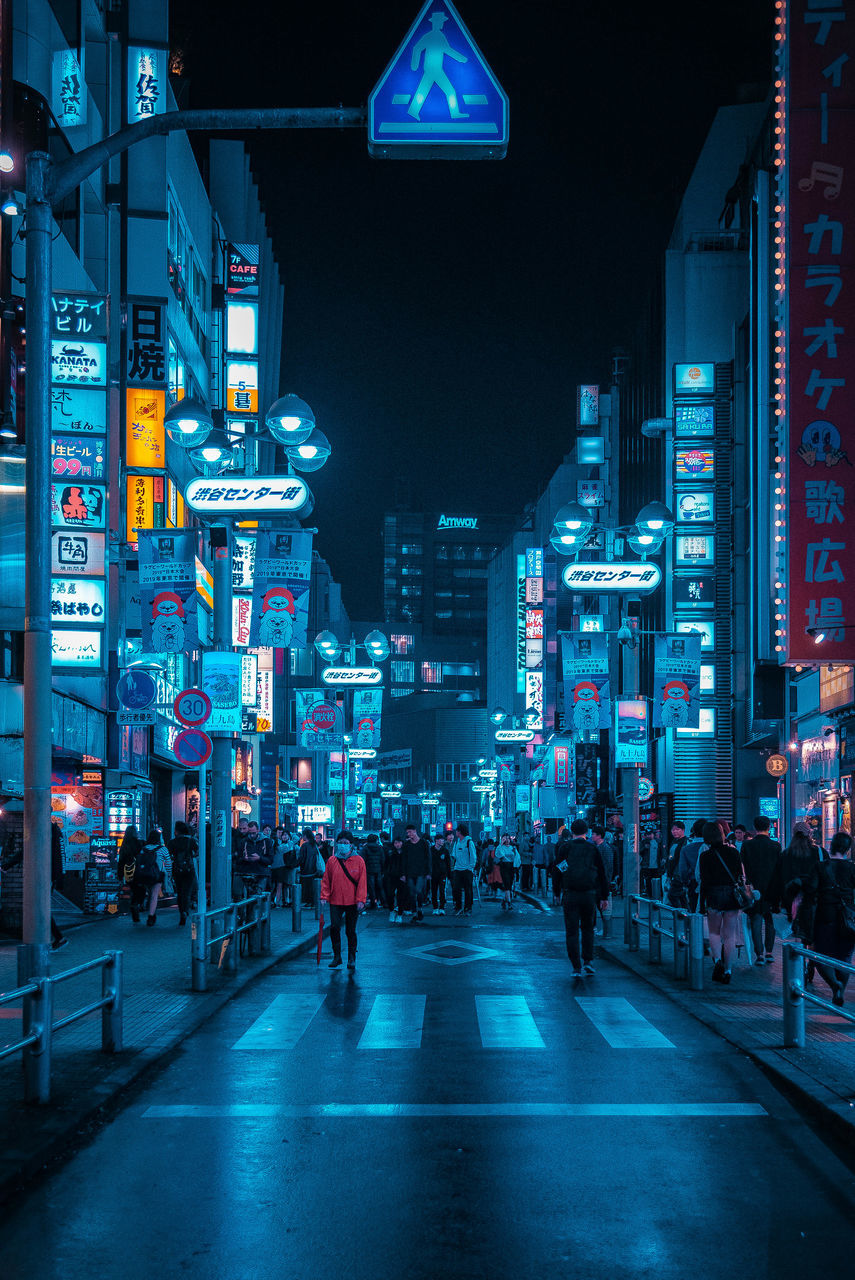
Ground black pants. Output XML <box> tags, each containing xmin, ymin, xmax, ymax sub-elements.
<box><xmin>452</xmin><ymin>869</ymin><xmax>473</xmax><ymax>912</ymax></box>
<box><xmin>367</xmin><ymin>871</ymin><xmax>384</xmax><ymax>905</ymax></box>
<box><xmin>748</xmin><ymin>902</ymin><xmax>776</xmax><ymax>956</ymax></box>
<box><xmin>431</xmin><ymin>875</ymin><xmax>447</xmax><ymax>908</ymax></box>
<box><xmin>328</xmin><ymin>903</ymin><xmax>359</xmax><ymax>960</ymax></box>
<box><xmin>384</xmin><ymin>875</ymin><xmax>406</xmax><ymax>912</ymax></box>
<box><xmin>521</xmin><ymin>864</ymin><xmax>533</xmax><ymax>891</ymax></box>
<box><xmin>563</xmin><ymin>891</ymin><xmax>597</xmax><ymax>970</ymax></box>
<box><xmin>174</xmin><ymin>871</ymin><xmax>197</xmax><ymax>918</ymax></box>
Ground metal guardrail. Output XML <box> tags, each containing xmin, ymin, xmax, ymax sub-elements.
<box><xmin>0</xmin><ymin>950</ymin><xmax>123</xmax><ymax>1103</ymax></box>
<box><xmin>190</xmin><ymin>891</ymin><xmax>272</xmax><ymax>991</ymax></box>
<box><xmin>782</xmin><ymin>939</ymin><xmax>855</xmax><ymax>1048</ymax></box>
<box><xmin>626</xmin><ymin>895</ymin><xmax>705</xmax><ymax>990</ymax></box>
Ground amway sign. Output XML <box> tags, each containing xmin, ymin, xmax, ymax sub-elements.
<box><xmin>436</xmin><ymin>514</ymin><xmax>478</xmax><ymax>530</ymax></box>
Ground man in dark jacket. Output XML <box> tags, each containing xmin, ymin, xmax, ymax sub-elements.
<box><xmin>362</xmin><ymin>832</ymin><xmax>385</xmax><ymax>909</ymax></box>
<box><xmin>403</xmin><ymin>824</ymin><xmax>431</xmax><ymax>921</ymax></box>
<box><xmin>233</xmin><ymin>821</ymin><xmax>273</xmax><ymax>885</ymax></box>
<box><xmin>430</xmin><ymin>831</ymin><xmax>451</xmax><ymax>914</ymax></box>
<box><xmin>168</xmin><ymin>820</ymin><xmax>198</xmax><ymax>926</ymax></box>
<box><xmin>556</xmin><ymin>818</ymin><xmax>609</xmax><ymax>978</ymax></box>
<box><xmin>742</xmin><ymin>815</ymin><xmax>783</xmax><ymax>964</ymax></box>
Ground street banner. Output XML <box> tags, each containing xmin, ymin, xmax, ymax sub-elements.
<box><xmin>575</xmin><ymin>743</ymin><xmax>599</xmax><ymax>805</ymax></box>
<box><xmin>201</xmin><ymin>651</ymin><xmax>242</xmax><ymax>733</ymax></box>
<box><xmin>296</xmin><ymin>689</ymin><xmax>343</xmax><ymax>751</ymax></box>
<box><xmin>249</xmin><ymin>529</ymin><xmax>312</xmax><ymax>648</ymax></box>
<box><xmin>561</xmin><ymin>633</ymin><xmax>611</xmax><ymax>732</ymax></box>
<box><xmin>653</xmin><ymin>634</ymin><xmax>701</xmax><ymax>728</ymax></box>
<box><xmin>362</xmin><ymin>770</ymin><xmax>378</xmax><ymax>793</ymax></box>
<box><xmin>138</xmin><ymin>530</ymin><xmax>198</xmax><ymax>655</ymax></box>
<box><xmin>352</xmin><ymin>688</ymin><xmax>382</xmax><ymax>749</ymax></box>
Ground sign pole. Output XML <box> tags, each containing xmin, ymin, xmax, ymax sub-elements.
<box><xmin>621</xmin><ymin>631</ymin><xmax>641</xmax><ymax>941</ymax></box>
<box><xmin>196</xmin><ymin>759</ymin><xmax>207</xmax><ymax>917</ymax></box>
<box><xmin>210</xmin><ymin>527</ymin><xmax>233</xmax><ymax>909</ymax></box>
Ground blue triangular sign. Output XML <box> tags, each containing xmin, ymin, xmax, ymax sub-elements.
<box><xmin>368</xmin><ymin>0</ymin><xmax>509</xmax><ymax>159</ymax></box>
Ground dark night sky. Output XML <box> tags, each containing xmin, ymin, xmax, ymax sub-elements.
<box><xmin>171</xmin><ymin>0</ymin><xmax>772</xmax><ymax>618</ymax></box>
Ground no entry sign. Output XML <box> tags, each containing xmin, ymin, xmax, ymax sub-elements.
<box><xmin>173</xmin><ymin>728</ymin><xmax>213</xmax><ymax>768</ymax></box>
<box><xmin>174</xmin><ymin>687</ymin><xmax>212</xmax><ymax>728</ymax></box>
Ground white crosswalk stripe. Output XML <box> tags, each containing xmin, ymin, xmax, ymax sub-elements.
<box><xmin>574</xmin><ymin>997</ymin><xmax>676</xmax><ymax>1049</ymax></box>
<box><xmin>231</xmin><ymin>994</ymin><xmax>325</xmax><ymax>1051</ymax></box>
<box><xmin>358</xmin><ymin>995</ymin><xmax>427</xmax><ymax>1049</ymax></box>
<box><xmin>475</xmin><ymin>995</ymin><xmax>546</xmax><ymax>1048</ymax></box>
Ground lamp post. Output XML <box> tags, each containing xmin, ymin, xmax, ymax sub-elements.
<box><xmin>165</xmin><ymin>393</ymin><xmax>329</xmax><ymax>909</ymax></box>
<box><xmin>20</xmin><ymin>105</ymin><xmax>365</xmax><ymax>984</ymax></box>
<box><xmin>313</xmin><ymin>630</ymin><xmax>390</xmax><ymax>829</ymax></box>
<box><xmin>549</xmin><ymin>500</ymin><xmax>673</xmax><ymax>926</ymax></box>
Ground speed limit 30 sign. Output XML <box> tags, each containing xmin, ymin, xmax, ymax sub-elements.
<box><xmin>174</xmin><ymin>687</ymin><xmax>212</xmax><ymax>728</ymax></box>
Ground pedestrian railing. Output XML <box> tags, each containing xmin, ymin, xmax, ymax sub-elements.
<box><xmin>627</xmin><ymin>895</ymin><xmax>705</xmax><ymax>991</ymax></box>
<box><xmin>0</xmin><ymin>950</ymin><xmax>123</xmax><ymax>1103</ymax></box>
<box><xmin>782</xmin><ymin>939</ymin><xmax>855</xmax><ymax>1047</ymax></box>
<box><xmin>190</xmin><ymin>892</ymin><xmax>271</xmax><ymax>992</ymax></box>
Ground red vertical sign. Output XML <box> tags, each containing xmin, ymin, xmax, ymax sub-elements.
<box><xmin>785</xmin><ymin>0</ymin><xmax>855</xmax><ymax>662</ymax></box>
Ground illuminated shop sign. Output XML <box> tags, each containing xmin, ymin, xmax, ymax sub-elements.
<box><xmin>673</xmin><ymin>574</ymin><xmax>715</xmax><ymax>609</ymax></box>
<box><xmin>51</xmin><ymin>530</ymin><xmax>105</xmax><ymax>576</ymax></box>
<box><xmin>577</xmin><ymin>479</ymin><xmax>605</xmax><ymax>507</ymax></box>
<box><xmin>437</xmin><ymin>514</ymin><xmax>478</xmax><ymax>529</ymax></box>
<box><xmin>51</xmin><ymin>50</ymin><xmax>86</xmax><ymax>127</ymax></box>
<box><xmin>126</xmin><ymin>388</ymin><xmax>166</xmax><ymax>468</ymax></box>
<box><xmin>51</xmin><ymin>435</ymin><xmax>106</xmax><ymax>480</ymax></box>
<box><xmin>615</xmin><ymin>699</ymin><xmax>648</xmax><ymax>766</ymax></box>
<box><xmin>51</xmin><ymin>628</ymin><xmax>102</xmax><ymax>668</ymax></box>
<box><xmin>50</xmin><ymin>294</ymin><xmax>107</xmax><ymax>341</ymax></box>
<box><xmin>675</xmin><ymin>449</ymin><xmax>714</xmax><ymax>479</ymax></box>
<box><xmin>185</xmin><ymin>475</ymin><xmax>310</xmax><ymax>516</ymax></box>
<box><xmin>675</xmin><ymin>491</ymin><xmax>714</xmax><ymax>523</ymax></box>
<box><xmin>227</xmin><ymin>244</ymin><xmax>260</xmax><ymax>296</ymax></box>
<box><xmin>51</xmin><ymin>577</ymin><xmax>106</xmax><ymax>623</ymax></box>
<box><xmin>51</xmin><ymin>483</ymin><xmax>106</xmax><ymax>530</ymax></box>
<box><xmin>226</xmin><ymin>302</ymin><xmax>259</xmax><ymax>355</ymax></box>
<box><xmin>517</xmin><ymin>554</ymin><xmax>527</xmax><ymax>692</ymax></box>
<box><xmin>675</xmin><ymin>618</ymin><xmax>715</xmax><ymax>651</ymax></box>
<box><xmin>495</xmin><ymin>728</ymin><xmax>534</xmax><ymax>743</ymax></box>
<box><xmin>127</xmin><ymin>47</ymin><xmax>167</xmax><ymax>121</ymax></box>
<box><xmin>676</xmin><ymin>707</ymin><xmax>716</xmax><ymax>737</ymax></box>
<box><xmin>673</xmin><ymin>362</ymin><xmax>714</xmax><ymax>395</ymax></box>
<box><xmin>321</xmin><ymin>667</ymin><xmax>383</xmax><ymax>686</ymax></box>
<box><xmin>675</xmin><ymin>535</ymin><xmax>714</xmax><ymax>566</ymax></box>
<box><xmin>226</xmin><ymin>360</ymin><xmax>259</xmax><ymax>414</ymax></box>
<box><xmin>577</xmin><ymin>384</ymin><xmax>599</xmax><ymax>427</ymax></box>
<box><xmin>127</xmin><ymin>300</ymin><xmax>167</xmax><ymax>386</ymax></box>
<box><xmin>673</xmin><ymin>402</ymin><xmax>715</xmax><ymax>438</ymax></box>
<box><xmin>50</xmin><ymin>340</ymin><xmax>107</xmax><ymax>386</ymax></box>
<box><xmin>51</xmin><ymin>387</ymin><xmax>108</xmax><ymax>435</ymax></box>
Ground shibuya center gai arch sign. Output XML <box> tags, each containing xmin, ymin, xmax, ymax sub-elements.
<box><xmin>562</xmin><ymin>562</ymin><xmax>662</xmax><ymax>594</ymax></box>
<box><xmin>185</xmin><ymin>476</ymin><xmax>311</xmax><ymax>517</ymax></box>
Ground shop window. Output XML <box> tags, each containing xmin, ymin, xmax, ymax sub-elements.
<box><xmin>422</xmin><ymin>661</ymin><xmax>442</xmax><ymax>685</ymax></box>
<box><xmin>390</xmin><ymin>633</ymin><xmax>414</xmax><ymax>655</ymax></box>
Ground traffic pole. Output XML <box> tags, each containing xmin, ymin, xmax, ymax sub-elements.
<box><xmin>210</xmin><ymin>527</ymin><xmax>233</xmax><ymax>909</ymax></box>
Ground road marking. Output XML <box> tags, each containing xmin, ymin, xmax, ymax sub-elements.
<box><xmin>475</xmin><ymin>995</ymin><xmax>545</xmax><ymax>1048</ymax></box>
<box><xmin>231</xmin><ymin>994</ymin><xmax>325</xmax><ymax>1051</ymax></box>
<box><xmin>358</xmin><ymin>995</ymin><xmax>426</xmax><ymax>1049</ymax></box>
<box><xmin>143</xmin><ymin>1102</ymin><xmax>767</xmax><ymax>1119</ymax></box>
<box><xmin>575</xmin><ymin>998</ymin><xmax>676</xmax><ymax>1049</ymax></box>
<box><xmin>405</xmin><ymin>939</ymin><xmax>501</xmax><ymax>966</ymax></box>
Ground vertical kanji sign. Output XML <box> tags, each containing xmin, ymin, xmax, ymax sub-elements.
<box><xmin>784</xmin><ymin>0</ymin><xmax>855</xmax><ymax>662</ymax></box>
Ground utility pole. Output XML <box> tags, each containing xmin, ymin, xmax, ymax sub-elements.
<box><xmin>210</xmin><ymin>526</ymin><xmax>233</xmax><ymax>908</ymax></box>
<box><xmin>619</xmin><ymin>603</ymin><xmax>641</xmax><ymax>941</ymax></box>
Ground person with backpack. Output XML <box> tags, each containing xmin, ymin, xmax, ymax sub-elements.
<box><xmin>674</xmin><ymin>818</ymin><xmax>706</xmax><ymax>911</ymax></box>
<box><xmin>167</xmin><ymin>820</ymin><xmax>198</xmax><ymax>926</ymax></box>
<box><xmin>320</xmin><ymin>830</ymin><xmax>367</xmax><ymax>971</ymax></box>
<box><xmin>556</xmin><ymin>818</ymin><xmax>609</xmax><ymax>978</ymax></box>
<box><xmin>698</xmin><ymin>820</ymin><xmax>745</xmax><ymax>983</ymax></box>
<box><xmin>118</xmin><ymin>824</ymin><xmax>145</xmax><ymax>923</ymax></box>
<box><xmin>137</xmin><ymin>828</ymin><xmax>169</xmax><ymax>927</ymax></box>
<box><xmin>450</xmin><ymin>821</ymin><xmax>478</xmax><ymax>916</ymax></box>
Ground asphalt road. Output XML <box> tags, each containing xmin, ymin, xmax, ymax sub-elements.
<box><xmin>3</xmin><ymin>904</ymin><xmax>855</xmax><ymax>1279</ymax></box>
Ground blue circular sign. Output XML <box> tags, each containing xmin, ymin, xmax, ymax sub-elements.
<box><xmin>116</xmin><ymin>670</ymin><xmax>157</xmax><ymax>710</ymax></box>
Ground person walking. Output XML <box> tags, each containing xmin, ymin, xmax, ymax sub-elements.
<box><xmin>384</xmin><ymin>834</ymin><xmax>407</xmax><ymax>923</ymax></box>
<box><xmin>810</xmin><ymin>831</ymin><xmax>855</xmax><ymax>1007</ymax></box>
<box><xmin>556</xmin><ymin>818</ymin><xmax>609</xmax><ymax>979</ymax></box>
<box><xmin>362</xmin><ymin>832</ymin><xmax>385</xmax><ymax>909</ymax></box>
<box><xmin>234</xmin><ymin>821</ymin><xmax>274</xmax><ymax>890</ymax></box>
<box><xmin>741</xmin><ymin>815</ymin><xmax>782</xmax><ymax>964</ymax></box>
<box><xmin>697</xmin><ymin>821</ymin><xmax>744</xmax><ymax>983</ymax></box>
<box><xmin>320</xmin><ymin>830</ymin><xmax>367</xmax><ymax>971</ymax></box>
<box><xmin>770</xmin><ymin>821</ymin><xmax>821</xmax><ymax>944</ymax></box>
<box><xmin>137</xmin><ymin>828</ymin><xmax>168</xmax><ymax>926</ymax></box>
<box><xmin>533</xmin><ymin>828</ymin><xmax>549</xmax><ymax>896</ymax></box>
<box><xmin>167</xmin><ymin>820</ymin><xmax>198</xmax><ymax>926</ymax></box>
<box><xmin>430</xmin><ymin>831</ymin><xmax>451</xmax><ymax>913</ymax></box>
<box><xmin>518</xmin><ymin>829</ymin><xmax>534</xmax><ymax>892</ymax></box>
<box><xmin>676</xmin><ymin>818</ymin><xmax>706</xmax><ymax>911</ymax></box>
<box><xmin>298</xmin><ymin>827</ymin><xmax>321</xmax><ymax>910</ymax></box>
<box><xmin>118</xmin><ymin>823</ymin><xmax>145</xmax><ymax>923</ymax></box>
<box><xmin>49</xmin><ymin>821</ymin><xmax>68</xmax><ymax>951</ymax></box>
<box><xmin>403</xmin><ymin>823</ymin><xmax>430</xmax><ymax>922</ymax></box>
<box><xmin>496</xmin><ymin>833</ymin><xmax>516</xmax><ymax>911</ymax></box>
<box><xmin>450</xmin><ymin>822</ymin><xmax>478</xmax><ymax>915</ymax></box>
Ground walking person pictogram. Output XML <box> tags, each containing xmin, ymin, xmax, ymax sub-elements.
<box><xmin>408</xmin><ymin>11</ymin><xmax>469</xmax><ymax>120</ymax></box>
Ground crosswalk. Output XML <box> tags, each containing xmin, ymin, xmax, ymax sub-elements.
<box><xmin>230</xmin><ymin>992</ymin><xmax>676</xmax><ymax>1052</ymax></box>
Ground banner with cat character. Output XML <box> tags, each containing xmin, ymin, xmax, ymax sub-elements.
<box><xmin>138</xmin><ymin>530</ymin><xmax>198</xmax><ymax>655</ymax></box>
<box><xmin>248</xmin><ymin>529</ymin><xmax>312</xmax><ymax>648</ymax></box>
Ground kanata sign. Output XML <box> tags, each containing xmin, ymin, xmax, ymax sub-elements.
<box><xmin>562</xmin><ymin>562</ymin><xmax>662</xmax><ymax>594</ymax></box>
<box><xmin>436</xmin><ymin>514</ymin><xmax>478</xmax><ymax>530</ymax></box>
<box><xmin>185</xmin><ymin>476</ymin><xmax>311</xmax><ymax>517</ymax></box>
<box><xmin>321</xmin><ymin>667</ymin><xmax>384</xmax><ymax>686</ymax></box>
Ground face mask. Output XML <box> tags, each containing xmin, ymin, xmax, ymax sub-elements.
<box><xmin>335</xmin><ymin>842</ymin><xmax>351</xmax><ymax>857</ymax></box>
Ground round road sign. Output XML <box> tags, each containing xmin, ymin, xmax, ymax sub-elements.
<box><xmin>116</xmin><ymin>670</ymin><xmax>157</xmax><ymax>710</ymax></box>
<box><xmin>174</xmin><ymin>687</ymin><xmax>212</xmax><ymax>728</ymax></box>
<box><xmin>173</xmin><ymin>728</ymin><xmax>213</xmax><ymax>768</ymax></box>
<box><xmin>638</xmin><ymin>777</ymin><xmax>655</xmax><ymax>801</ymax></box>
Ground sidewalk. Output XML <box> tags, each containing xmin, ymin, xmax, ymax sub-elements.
<box><xmin>0</xmin><ymin>901</ymin><xmax>330</xmax><ymax>1204</ymax></box>
<box><xmin>595</xmin><ymin>918</ymin><xmax>855</xmax><ymax>1145</ymax></box>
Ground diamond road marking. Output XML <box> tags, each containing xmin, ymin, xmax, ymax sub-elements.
<box><xmin>404</xmin><ymin>939</ymin><xmax>502</xmax><ymax>966</ymax></box>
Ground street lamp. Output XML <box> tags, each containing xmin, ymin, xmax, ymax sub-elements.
<box><xmin>549</xmin><ymin>501</ymin><xmax>593</xmax><ymax>556</ymax></box>
<box><xmin>490</xmin><ymin>707</ymin><xmax>508</xmax><ymax>725</ymax></box>
<box><xmin>284</xmin><ymin>427</ymin><xmax>331</xmax><ymax>473</ymax></box>
<box><xmin>265</xmin><ymin>393</ymin><xmax>315</xmax><ymax>445</ymax></box>
<box><xmin>164</xmin><ymin>396</ymin><xmax>214</xmax><ymax>447</ymax></box>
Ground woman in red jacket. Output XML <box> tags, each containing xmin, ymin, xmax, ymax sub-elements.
<box><xmin>321</xmin><ymin>830</ymin><xmax>367</xmax><ymax>971</ymax></box>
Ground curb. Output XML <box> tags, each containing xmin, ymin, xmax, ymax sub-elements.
<box><xmin>598</xmin><ymin>938</ymin><xmax>855</xmax><ymax>1150</ymax></box>
<box><xmin>0</xmin><ymin>921</ymin><xmax>331</xmax><ymax>1206</ymax></box>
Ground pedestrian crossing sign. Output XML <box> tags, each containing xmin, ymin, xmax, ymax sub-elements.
<box><xmin>369</xmin><ymin>1</ymin><xmax>509</xmax><ymax>159</ymax></box>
